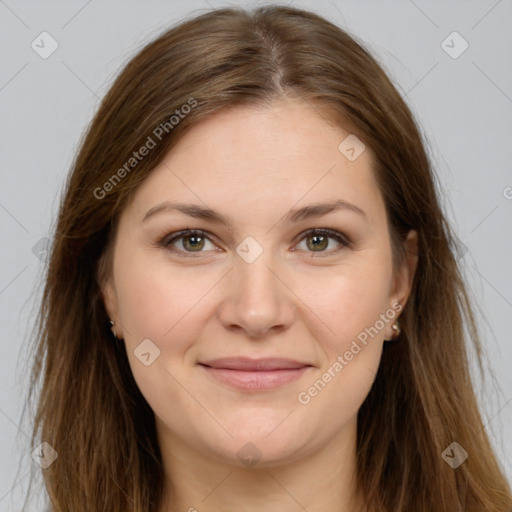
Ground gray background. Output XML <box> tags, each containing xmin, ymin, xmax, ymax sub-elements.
<box><xmin>0</xmin><ymin>0</ymin><xmax>511</xmax><ymax>509</ymax></box>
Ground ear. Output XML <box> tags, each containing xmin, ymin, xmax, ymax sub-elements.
<box><xmin>388</xmin><ymin>229</ymin><xmax>418</xmax><ymax>328</ymax></box>
<box><xmin>100</xmin><ymin>275</ymin><xmax>120</xmax><ymax>325</ymax></box>
<box><xmin>97</xmin><ymin>248</ymin><xmax>120</xmax><ymax>330</ymax></box>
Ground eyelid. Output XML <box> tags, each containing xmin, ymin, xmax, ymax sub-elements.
<box><xmin>160</xmin><ymin>229</ymin><xmax>221</xmax><ymax>257</ymax></box>
<box><xmin>291</xmin><ymin>228</ymin><xmax>351</xmax><ymax>256</ymax></box>
<box><xmin>159</xmin><ymin>227</ymin><xmax>351</xmax><ymax>257</ymax></box>
<box><xmin>294</xmin><ymin>227</ymin><xmax>350</xmax><ymax>244</ymax></box>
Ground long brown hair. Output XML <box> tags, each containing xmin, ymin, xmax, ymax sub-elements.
<box><xmin>23</xmin><ymin>5</ymin><xmax>511</xmax><ymax>511</ymax></box>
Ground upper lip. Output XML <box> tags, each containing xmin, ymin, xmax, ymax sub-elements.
<box><xmin>199</xmin><ymin>358</ymin><xmax>311</xmax><ymax>371</ymax></box>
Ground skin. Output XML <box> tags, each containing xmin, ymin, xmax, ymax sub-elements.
<box><xmin>101</xmin><ymin>96</ymin><xmax>418</xmax><ymax>512</ymax></box>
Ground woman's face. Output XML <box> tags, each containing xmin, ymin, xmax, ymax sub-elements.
<box><xmin>102</xmin><ymin>98</ymin><xmax>417</xmax><ymax>467</ymax></box>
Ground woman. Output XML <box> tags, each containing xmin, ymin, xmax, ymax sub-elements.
<box><xmin>25</xmin><ymin>5</ymin><xmax>511</xmax><ymax>511</ymax></box>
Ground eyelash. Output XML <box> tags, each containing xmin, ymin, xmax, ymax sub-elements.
<box><xmin>159</xmin><ymin>228</ymin><xmax>351</xmax><ymax>258</ymax></box>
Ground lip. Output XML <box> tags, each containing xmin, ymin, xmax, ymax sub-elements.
<box><xmin>198</xmin><ymin>358</ymin><xmax>312</xmax><ymax>391</ymax></box>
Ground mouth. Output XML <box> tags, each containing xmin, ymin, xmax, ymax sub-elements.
<box><xmin>198</xmin><ymin>358</ymin><xmax>313</xmax><ymax>391</ymax></box>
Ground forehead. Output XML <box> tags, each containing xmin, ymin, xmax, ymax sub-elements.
<box><xmin>124</xmin><ymin>98</ymin><xmax>385</xmax><ymax>228</ymax></box>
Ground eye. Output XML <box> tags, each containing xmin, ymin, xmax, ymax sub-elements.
<box><xmin>159</xmin><ymin>227</ymin><xmax>351</xmax><ymax>258</ymax></box>
<box><xmin>161</xmin><ymin>229</ymin><xmax>218</xmax><ymax>256</ymax></box>
<box><xmin>294</xmin><ymin>228</ymin><xmax>350</xmax><ymax>255</ymax></box>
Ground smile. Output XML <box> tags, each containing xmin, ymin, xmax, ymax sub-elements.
<box><xmin>198</xmin><ymin>358</ymin><xmax>312</xmax><ymax>391</ymax></box>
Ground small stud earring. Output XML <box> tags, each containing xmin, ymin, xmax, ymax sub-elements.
<box><xmin>109</xmin><ymin>319</ymin><xmax>117</xmax><ymax>339</ymax></box>
<box><xmin>391</xmin><ymin>319</ymin><xmax>401</xmax><ymax>339</ymax></box>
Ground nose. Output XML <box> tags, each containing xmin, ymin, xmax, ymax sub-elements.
<box><xmin>216</xmin><ymin>253</ymin><xmax>296</xmax><ymax>339</ymax></box>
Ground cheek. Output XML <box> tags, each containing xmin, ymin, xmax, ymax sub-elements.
<box><xmin>113</xmin><ymin>249</ymin><xmax>215</xmax><ymax>413</ymax></box>
<box><xmin>294</xmin><ymin>266</ymin><xmax>390</xmax><ymax>416</ymax></box>
<box><xmin>114</xmin><ymin>246</ymin><xmax>220</xmax><ymax>346</ymax></box>
<box><xmin>294</xmin><ymin>258</ymin><xmax>392</xmax><ymax>414</ymax></box>
<box><xmin>292</xmin><ymin>255</ymin><xmax>393</xmax><ymax>351</ymax></box>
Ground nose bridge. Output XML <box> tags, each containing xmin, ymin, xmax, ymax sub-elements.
<box><xmin>238</xmin><ymin>237</ymin><xmax>285</xmax><ymax>302</ymax></box>
<box><xmin>237</xmin><ymin>250</ymin><xmax>280</xmax><ymax>298</ymax></box>
<box><xmin>217</xmin><ymin>241</ymin><xmax>295</xmax><ymax>336</ymax></box>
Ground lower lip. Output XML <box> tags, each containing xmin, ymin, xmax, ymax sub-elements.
<box><xmin>200</xmin><ymin>365</ymin><xmax>310</xmax><ymax>391</ymax></box>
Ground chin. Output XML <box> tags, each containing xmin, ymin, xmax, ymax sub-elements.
<box><xmin>199</xmin><ymin>412</ymin><xmax>319</xmax><ymax>469</ymax></box>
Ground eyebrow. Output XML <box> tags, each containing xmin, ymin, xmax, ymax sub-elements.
<box><xmin>141</xmin><ymin>199</ymin><xmax>368</xmax><ymax>227</ymax></box>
